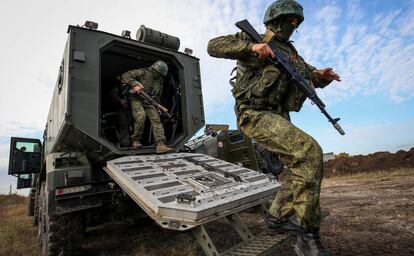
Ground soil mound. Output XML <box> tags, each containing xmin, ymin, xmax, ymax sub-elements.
<box><xmin>324</xmin><ymin>147</ymin><xmax>414</xmax><ymax>177</ymax></box>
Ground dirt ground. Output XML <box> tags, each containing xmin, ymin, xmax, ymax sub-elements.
<box><xmin>318</xmin><ymin>170</ymin><xmax>414</xmax><ymax>256</ymax></box>
<box><xmin>1</xmin><ymin>169</ymin><xmax>413</xmax><ymax>256</ymax></box>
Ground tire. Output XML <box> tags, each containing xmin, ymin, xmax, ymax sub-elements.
<box><xmin>38</xmin><ymin>182</ymin><xmax>84</xmax><ymax>256</ymax></box>
<box><xmin>37</xmin><ymin>182</ymin><xmax>46</xmax><ymax>242</ymax></box>
<box><xmin>33</xmin><ymin>190</ymin><xmax>39</xmax><ymax>226</ymax></box>
<box><xmin>28</xmin><ymin>189</ymin><xmax>35</xmax><ymax>216</ymax></box>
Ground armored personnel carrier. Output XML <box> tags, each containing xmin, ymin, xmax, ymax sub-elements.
<box><xmin>186</xmin><ymin>124</ymin><xmax>285</xmax><ymax>178</ymax></box>
<box><xmin>8</xmin><ymin>22</ymin><xmax>286</xmax><ymax>256</ymax></box>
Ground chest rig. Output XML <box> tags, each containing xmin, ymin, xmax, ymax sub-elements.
<box><xmin>232</xmin><ymin>29</ymin><xmax>314</xmax><ymax>116</ymax></box>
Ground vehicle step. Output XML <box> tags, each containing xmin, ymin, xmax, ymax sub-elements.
<box><xmin>222</xmin><ymin>232</ymin><xmax>294</xmax><ymax>256</ymax></box>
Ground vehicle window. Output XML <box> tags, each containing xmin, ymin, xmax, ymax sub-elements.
<box><xmin>19</xmin><ymin>174</ymin><xmax>31</xmax><ymax>179</ymax></box>
<box><xmin>15</xmin><ymin>141</ymin><xmax>41</xmax><ymax>153</ymax></box>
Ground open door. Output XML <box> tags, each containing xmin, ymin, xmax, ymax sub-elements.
<box><xmin>16</xmin><ymin>174</ymin><xmax>33</xmax><ymax>189</ymax></box>
<box><xmin>8</xmin><ymin>137</ymin><xmax>42</xmax><ymax>176</ymax></box>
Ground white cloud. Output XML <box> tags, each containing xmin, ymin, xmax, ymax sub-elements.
<box><xmin>398</xmin><ymin>7</ymin><xmax>414</xmax><ymax>36</ymax></box>
<box><xmin>0</xmin><ymin>143</ymin><xmax>9</xmax><ymax>170</ymax></box>
<box><xmin>346</xmin><ymin>0</ymin><xmax>364</xmax><ymax>22</ymax></box>
<box><xmin>294</xmin><ymin>1</ymin><xmax>414</xmax><ymax>104</ymax></box>
<box><xmin>0</xmin><ymin>143</ymin><xmax>18</xmax><ymax>194</ymax></box>
<box><xmin>163</xmin><ymin>0</ymin><xmax>265</xmax><ymax>113</ymax></box>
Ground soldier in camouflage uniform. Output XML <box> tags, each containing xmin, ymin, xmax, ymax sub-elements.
<box><xmin>207</xmin><ymin>0</ymin><xmax>340</xmax><ymax>255</ymax></box>
<box><xmin>121</xmin><ymin>61</ymin><xmax>173</xmax><ymax>154</ymax></box>
<box><xmin>109</xmin><ymin>84</ymin><xmax>130</xmax><ymax>147</ymax></box>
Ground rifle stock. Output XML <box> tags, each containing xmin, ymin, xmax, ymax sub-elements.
<box><xmin>235</xmin><ymin>19</ymin><xmax>345</xmax><ymax>135</ymax></box>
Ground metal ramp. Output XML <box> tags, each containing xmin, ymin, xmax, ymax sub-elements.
<box><xmin>105</xmin><ymin>153</ymin><xmax>288</xmax><ymax>255</ymax></box>
<box><xmin>105</xmin><ymin>153</ymin><xmax>280</xmax><ymax>230</ymax></box>
<box><xmin>222</xmin><ymin>232</ymin><xmax>293</xmax><ymax>256</ymax></box>
<box><xmin>193</xmin><ymin>210</ymin><xmax>294</xmax><ymax>256</ymax></box>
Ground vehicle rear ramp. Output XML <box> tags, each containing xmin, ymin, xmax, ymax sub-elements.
<box><xmin>105</xmin><ymin>153</ymin><xmax>292</xmax><ymax>255</ymax></box>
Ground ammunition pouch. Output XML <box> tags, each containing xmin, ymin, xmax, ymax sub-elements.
<box><xmin>283</xmin><ymin>60</ymin><xmax>312</xmax><ymax>112</ymax></box>
<box><xmin>283</xmin><ymin>84</ymin><xmax>307</xmax><ymax>112</ymax></box>
<box><xmin>248</xmin><ymin>65</ymin><xmax>284</xmax><ymax>109</ymax></box>
<box><xmin>252</xmin><ymin>65</ymin><xmax>280</xmax><ymax>96</ymax></box>
<box><xmin>231</xmin><ymin>64</ymin><xmax>257</xmax><ymax>98</ymax></box>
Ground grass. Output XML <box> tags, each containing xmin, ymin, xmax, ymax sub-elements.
<box><xmin>323</xmin><ymin>167</ymin><xmax>414</xmax><ymax>181</ymax></box>
<box><xmin>0</xmin><ymin>194</ymin><xmax>39</xmax><ymax>256</ymax></box>
<box><xmin>0</xmin><ymin>194</ymin><xmax>27</xmax><ymax>206</ymax></box>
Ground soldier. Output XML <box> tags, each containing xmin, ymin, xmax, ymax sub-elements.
<box><xmin>207</xmin><ymin>0</ymin><xmax>340</xmax><ymax>255</ymax></box>
<box><xmin>109</xmin><ymin>83</ymin><xmax>130</xmax><ymax>147</ymax></box>
<box><xmin>121</xmin><ymin>60</ymin><xmax>174</xmax><ymax>154</ymax></box>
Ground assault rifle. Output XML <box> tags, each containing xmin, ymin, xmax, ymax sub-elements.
<box><xmin>235</xmin><ymin>19</ymin><xmax>345</xmax><ymax>135</ymax></box>
<box><xmin>129</xmin><ymin>89</ymin><xmax>173</xmax><ymax>120</ymax></box>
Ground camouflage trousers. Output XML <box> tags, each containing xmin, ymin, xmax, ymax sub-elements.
<box><xmin>130</xmin><ymin>98</ymin><xmax>166</xmax><ymax>144</ymax></box>
<box><xmin>239</xmin><ymin>109</ymin><xmax>323</xmax><ymax>231</ymax></box>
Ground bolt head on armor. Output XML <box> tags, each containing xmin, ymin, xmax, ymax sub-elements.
<box><xmin>151</xmin><ymin>60</ymin><xmax>168</xmax><ymax>76</ymax></box>
<box><xmin>263</xmin><ymin>0</ymin><xmax>304</xmax><ymax>26</ymax></box>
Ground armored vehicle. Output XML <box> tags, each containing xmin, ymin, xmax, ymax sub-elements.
<box><xmin>186</xmin><ymin>124</ymin><xmax>285</xmax><ymax>178</ymax></box>
<box><xmin>8</xmin><ymin>22</ymin><xmax>286</xmax><ymax>256</ymax></box>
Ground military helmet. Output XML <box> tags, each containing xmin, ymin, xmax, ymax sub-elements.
<box><xmin>151</xmin><ymin>60</ymin><xmax>168</xmax><ymax>76</ymax></box>
<box><xmin>263</xmin><ymin>0</ymin><xmax>304</xmax><ymax>26</ymax></box>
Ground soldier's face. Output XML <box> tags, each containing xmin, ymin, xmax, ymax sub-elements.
<box><xmin>270</xmin><ymin>16</ymin><xmax>298</xmax><ymax>42</ymax></box>
<box><xmin>284</xmin><ymin>16</ymin><xmax>299</xmax><ymax>27</ymax></box>
<box><xmin>283</xmin><ymin>16</ymin><xmax>299</xmax><ymax>27</ymax></box>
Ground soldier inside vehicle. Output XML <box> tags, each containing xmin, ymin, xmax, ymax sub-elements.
<box><xmin>120</xmin><ymin>60</ymin><xmax>174</xmax><ymax>153</ymax></box>
<box><xmin>99</xmin><ymin>44</ymin><xmax>183</xmax><ymax>151</ymax></box>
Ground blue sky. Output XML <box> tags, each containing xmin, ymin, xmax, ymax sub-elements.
<box><xmin>0</xmin><ymin>0</ymin><xmax>413</xmax><ymax>193</ymax></box>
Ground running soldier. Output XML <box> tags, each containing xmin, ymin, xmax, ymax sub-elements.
<box><xmin>207</xmin><ymin>0</ymin><xmax>341</xmax><ymax>255</ymax></box>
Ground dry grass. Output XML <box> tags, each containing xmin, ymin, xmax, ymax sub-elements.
<box><xmin>0</xmin><ymin>195</ymin><xmax>39</xmax><ymax>256</ymax></box>
<box><xmin>323</xmin><ymin>167</ymin><xmax>414</xmax><ymax>183</ymax></box>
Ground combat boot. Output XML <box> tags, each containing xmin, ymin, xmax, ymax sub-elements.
<box><xmin>156</xmin><ymin>142</ymin><xmax>174</xmax><ymax>154</ymax></box>
<box><xmin>264</xmin><ymin>213</ymin><xmax>303</xmax><ymax>234</ymax></box>
<box><xmin>295</xmin><ymin>231</ymin><xmax>330</xmax><ymax>256</ymax></box>
<box><xmin>132</xmin><ymin>141</ymin><xmax>142</xmax><ymax>149</ymax></box>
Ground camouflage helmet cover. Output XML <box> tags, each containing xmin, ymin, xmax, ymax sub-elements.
<box><xmin>263</xmin><ymin>0</ymin><xmax>304</xmax><ymax>26</ymax></box>
<box><xmin>151</xmin><ymin>60</ymin><xmax>168</xmax><ymax>76</ymax></box>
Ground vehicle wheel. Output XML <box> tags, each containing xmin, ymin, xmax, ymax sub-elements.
<box><xmin>37</xmin><ymin>182</ymin><xmax>46</xmax><ymax>242</ymax></box>
<box><xmin>32</xmin><ymin>191</ymin><xmax>39</xmax><ymax>226</ymax></box>
<box><xmin>28</xmin><ymin>188</ymin><xmax>35</xmax><ymax>216</ymax></box>
<box><xmin>38</xmin><ymin>182</ymin><xmax>84</xmax><ymax>256</ymax></box>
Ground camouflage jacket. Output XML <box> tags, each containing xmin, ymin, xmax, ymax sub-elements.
<box><xmin>109</xmin><ymin>84</ymin><xmax>126</xmax><ymax>110</ymax></box>
<box><xmin>207</xmin><ymin>32</ymin><xmax>331</xmax><ymax>120</ymax></box>
<box><xmin>121</xmin><ymin>67</ymin><xmax>163</xmax><ymax>102</ymax></box>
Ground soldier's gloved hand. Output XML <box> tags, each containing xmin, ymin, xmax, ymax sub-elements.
<box><xmin>313</xmin><ymin>67</ymin><xmax>341</xmax><ymax>82</ymax></box>
<box><xmin>132</xmin><ymin>83</ymin><xmax>144</xmax><ymax>93</ymax></box>
<box><xmin>120</xmin><ymin>99</ymin><xmax>128</xmax><ymax>109</ymax></box>
<box><xmin>252</xmin><ymin>43</ymin><xmax>275</xmax><ymax>59</ymax></box>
